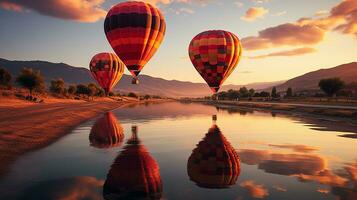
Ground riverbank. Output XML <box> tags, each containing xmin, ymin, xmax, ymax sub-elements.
<box><xmin>184</xmin><ymin>99</ymin><xmax>357</xmax><ymax>119</ymax></box>
<box><xmin>0</xmin><ymin>96</ymin><xmax>144</xmax><ymax>176</ymax></box>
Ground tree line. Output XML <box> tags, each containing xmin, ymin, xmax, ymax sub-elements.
<box><xmin>206</xmin><ymin>78</ymin><xmax>354</xmax><ymax>100</ymax></box>
<box><xmin>0</xmin><ymin>67</ymin><xmax>149</xmax><ymax>100</ymax></box>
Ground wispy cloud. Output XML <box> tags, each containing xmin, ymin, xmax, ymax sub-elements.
<box><xmin>248</xmin><ymin>47</ymin><xmax>317</xmax><ymax>59</ymax></box>
<box><xmin>273</xmin><ymin>11</ymin><xmax>287</xmax><ymax>16</ymax></box>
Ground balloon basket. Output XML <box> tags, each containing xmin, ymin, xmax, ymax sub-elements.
<box><xmin>131</xmin><ymin>78</ymin><xmax>139</xmax><ymax>85</ymax></box>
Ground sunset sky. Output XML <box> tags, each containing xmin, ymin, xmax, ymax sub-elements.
<box><xmin>0</xmin><ymin>0</ymin><xmax>356</xmax><ymax>85</ymax></box>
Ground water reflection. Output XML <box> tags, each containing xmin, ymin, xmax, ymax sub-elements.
<box><xmin>103</xmin><ymin>125</ymin><xmax>163</xmax><ymax>200</ymax></box>
<box><xmin>187</xmin><ymin>115</ymin><xmax>241</xmax><ymax>188</ymax></box>
<box><xmin>18</xmin><ymin>176</ymin><xmax>103</xmax><ymax>200</ymax></box>
<box><xmin>89</xmin><ymin>112</ymin><xmax>125</xmax><ymax>148</ymax></box>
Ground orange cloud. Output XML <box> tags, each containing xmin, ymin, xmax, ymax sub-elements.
<box><xmin>242</xmin><ymin>0</ymin><xmax>357</xmax><ymax>51</ymax></box>
<box><xmin>0</xmin><ymin>0</ymin><xmax>106</xmax><ymax>22</ymax></box>
<box><xmin>268</xmin><ymin>143</ymin><xmax>319</xmax><ymax>153</ymax></box>
<box><xmin>0</xmin><ymin>1</ymin><xmax>22</xmax><ymax>11</ymax></box>
<box><xmin>242</xmin><ymin>23</ymin><xmax>325</xmax><ymax>50</ymax></box>
<box><xmin>241</xmin><ymin>7</ymin><xmax>269</xmax><ymax>21</ymax></box>
<box><xmin>19</xmin><ymin>176</ymin><xmax>104</xmax><ymax>199</ymax></box>
<box><xmin>142</xmin><ymin>0</ymin><xmax>171</xmax><ymax>5</ymax></box>
<box><xmin>240</xmin><ymin>180</ymin><xmax>269</xmax><ymax>198</ymax></box>
<box><xmin>248</xmin><ymin>47</ymin><xmax>317</xmax><ymax>59</ymax></box>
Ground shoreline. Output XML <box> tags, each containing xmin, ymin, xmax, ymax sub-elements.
<box><xmin>183</xmin><ymin>99</ymin><xmax>357</xmax><ymax>121</ymax></box>
<box><xmin>0</xmin><ymin>97</ymin><xmax>152</xmax><ymax>177</ymax></box>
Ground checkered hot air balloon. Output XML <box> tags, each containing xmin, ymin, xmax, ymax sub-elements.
<box><xmin>103</xmin><ymin>126</ymin><xmax>162</xmax><ymax>200</ymax></box>
<box><xmin>104</xmin><ymin>1</ymin><xmax>166</xmax><ymax>84</ymax></box>
<box><xmin>187</xmin><ymin>124</ymin><xmax>241</xmax><ymax>188</ymax></box>
<box><xmin>89</xmin><ymin>53</ymin><xmax>125</xmax><ymax>95</ymax></box>
<box><xmin>189</xmin><ymin>30</ymin><xmax>242</xmax><ymax>93</ymax></box>
<box><xmin>89</xmin><ymin>112</ymin><xmax>124</xmax><ymax>149</ymax></box>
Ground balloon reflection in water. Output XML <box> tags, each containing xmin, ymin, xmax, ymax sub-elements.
<box><xmin>187</xmin><ymin>116</ymin><xmax>241</xmax><ymax>188</ymax></box>
<box><xmin>89</xmin><ymin>112</ymin><xmax>124</xmax><ymax>149</ymax></box>
<box><xmin>103</xmin><ymin>125</ymin><xmax>163</xmax><ymax>200</ymax></box>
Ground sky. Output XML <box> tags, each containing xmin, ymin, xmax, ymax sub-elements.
<box><xmin>0</xmin><ymin>0</ymin><xmax>356</xmax><ymax>85</ymax></box>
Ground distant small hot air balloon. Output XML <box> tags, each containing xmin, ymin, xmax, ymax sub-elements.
<box><xmin>103</xmin><ymin>125</ymin><xmax>162</xmax><ymax>200</ymax></box>
<box><xmin>187</xmin><ymin>120</ymin><xmax>241</xmax><ymax>188</ymax></box>
<box><xmin>89</xmin><ymin>52</ymin><xmax>125</xmax><ymax>95</ymax></box>
<box><xmin>89</xmin><ymin>112</ymin><xmax>124</xmax><ymax>149</ymax></box>
<box><xmin>104</xmin><ymin>1</ymin><xmax>166</xmax><ymax>84</ymax></box>
<box><xmin>189</xmin><ymin>30</ymin><xmax>242</xmax><ymax>93</ymax></box>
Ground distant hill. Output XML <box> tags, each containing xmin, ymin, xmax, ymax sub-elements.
<box><xmin>272</xmin><ymin>62</ymin><xmax>357</xmax><ymax>92</ymax></box>
<box><xmin>0</xmin><ymin>58</ymin><xmax>281</xmax><ymax>97</ymax></box>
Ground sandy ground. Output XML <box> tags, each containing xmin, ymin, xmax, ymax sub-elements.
<box><xmin>0</xmin><ymin>96</ymin><xmax>137</xmax><ymax>177</ymax></box>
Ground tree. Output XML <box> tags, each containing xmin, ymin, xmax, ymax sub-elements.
<box><xmin>128</xmin><ymin>92</ymin><xmax>138</xmax><ymax>98</ymax></box>
<box><xmin>68</xmin><ymin>85</ymin><xmax>76</xmax><ymax>95</ymax></box>
<box><xmin>50</xmin><ymin>78</ymin><xmax>65</xmax><ymax>94</ymax></box>
<box><xmin>16</xmin><ymin>68</ymin><xmax>45</xmax><ymax>95</ymax></box>
<box><xmin>87</xmin><ymin>83</ymin><xmax>98</xmax><ymax>99</ymax></box>
<box><xmin>286</xmin><ymin>87</ymin><xmax>293</xmax><ymax>97</ymax></box>
<box><xmin>260</xmin><ymin>91</ymin><xmax>270</xmax><ymax>97</ymax></box>
<box><xmin>144</xmin><ymin>94</ymin><xmax>151</xmax><ymax>99</ymax></box>
<box><xmin>271</xmin><ymin>87</ymin><xmax>277</xmax><ymax>98</ymax></box>
<box><xmin>76</xmin><ymin>84</ymin><xmax>90</xmax><ymax>96</ymax></box>
<box><xmin>239</xmin><ymin>87</ymin><xmax>249</xmax><ymax>98</ymax></box>
<box><xmin>318</xmin><ymin>78</ymin><xmax>345</xmax><ymax>97</ymax></box>
<box><xmin>0</xmin><ymin>67</ymin><xmax>12</xmax><ymax>88</ymax></box>
<box><xmin>248</xmin><ymin>88</ymin><xmax>255</xmax><ymax>97</ymax></box>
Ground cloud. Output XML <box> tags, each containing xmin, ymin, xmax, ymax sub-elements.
<box><xmin>248</xmin><ymin>47</ymin><xmax>317</xmax><ymax>59</ymax></box>
<box><xmin>241</xmin><ymin>7</ymin><xmax>269</xmax><ymax>21</ymax></box>
<box><xmin>19</xmin><ymin>176</ymin><xmax>104</xmax><ymax>199</ymax></box>
<box><xmin>0</xmin><ymin>0</ymin><xmax>106</xmax><ymax>22</ymax></box>
<box><xmin>315</xmin><ymin>10</ymin><xmax>329</xmax><ymax>16</ymax></box>
<box><xmin>234</xmin><ymin>1</ymin><xmax>244</xmax><ymax>7</ymax></box>
<box><xmin>142</xmin><ymin>0</ymin><xmax>171</xmax><ymax>5</ymax></box>
<box><xmin>175</xmin><ymin>7</ymin><xmax>195</xmax><ymax>14</ymax></box>
<box><xmin>268</xmin><ymin>143</ymin><xmax>319</xmax><ymax>153</ymax></box>
<box><xmin>242</xmin><ymin>0</ymin><xmax>357</xmax><ymax>51</ymax></box>
<box><xmin>0</xmin><ymin>1</ymin><xmax>22</xmax><ymax>11</ymax></box>
<box><xmin>242</xmin><ymin>23</ymin><xmax>325</xmax><ymax>50</ymax></box>
<box><xmin>273</xmin><ymin>185</ymin><xmax>287</xmax><ymax>192</ymax></box>
<box><xmin>240</xmin><ymin>180</ymin><xmax>269</xmax><ymax>198</ymax></box>
<box><xmin>273</xmin><ymin>11</ymin><xmax>287</xmax><ymax>17</ymax></box>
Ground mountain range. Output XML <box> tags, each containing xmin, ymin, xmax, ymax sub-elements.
<box><xmin>0</xmin><ymin>58</ymin><xmax>356</xmax><ymax>97</ymax></box>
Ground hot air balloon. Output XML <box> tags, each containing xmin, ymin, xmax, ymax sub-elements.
<box><xmin>89</xmin><ymin>52</ymin><xmax>125</xmax><ymax>95</ymax></box>
<box><xmin>103</xmin><ymin>126</ymin><xmax>162</xmax><ymax>200</ymax></box>
<box><xmin>104</xmin><ymin>1</ymin><xmax>166</xmax><ymax>84</ymax></box>
<box><xmin>187</xmin><ymin>117</ymin><xmax>241</xmax><ymax>188</ymax></box>
<box><xmin>89</xmin><ymin>112</ymin><xmax>124</xmax><ymax>149</ymax></box>
<box><xmin>189</xmin><ymin>30</ymin><xmax>242</xmax><ymax>93</ymax></box>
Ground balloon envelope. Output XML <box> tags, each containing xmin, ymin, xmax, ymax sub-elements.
<box><xmin>104</xmin><ymin>1</ymin><xmax>166</xmax><ymax>80</ymax></box>
<box><xmin>89</xmin><ymin>112</ymin><xmax>124</xmax><ymax>149</ymax></box>
<box><xmin>89</xmin><ymin>52</ymin><xmax>124</xmax><ymax>94</ymax></box>
<box><xmin>189</xmin><ymin>30</ymin><xmax>242</xmax><ymax>93</ymax></box>
<box><xmin>103</xmin><ymin>129</ymin><xmax>162</xmax><ymax>200</ymax></box>
<box><xmin>187</xmin><ymin>124</ymin><xmax>241</xmax><ymax>188</ymax></box>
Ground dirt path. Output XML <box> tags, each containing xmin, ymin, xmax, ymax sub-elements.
<box><xmin>0</xmin><ymin>98</ymin><xmax>136</xmax><ymax>177</ymax></box>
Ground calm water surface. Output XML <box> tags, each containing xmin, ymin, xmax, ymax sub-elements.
<box><xmin>0</xmin><ymin>102</ymin><xmax>356</xmax><ymax>200</ymax></box>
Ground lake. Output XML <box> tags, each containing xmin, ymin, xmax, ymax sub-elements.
<box><xmin>0</xmin><ymin>101</ymin><xmax>356</xmax><ymax>200</ymax></box>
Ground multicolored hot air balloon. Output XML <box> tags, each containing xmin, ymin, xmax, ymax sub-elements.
<box><xmin>104</xmin><ymin>1</ymin><xmax>166</xmax><ymax>84</ymax></box>
<box><xmin>103</xmin><ymin>126</ymin><xmax>162</xmax><ymax>200</ymax></box>
<box><xmin>189</xmin><ymin>30</ymin><xmax>242</xmax><ymax>93</ymax></box>
<box><xmin>89</xmin><ymin>112</ymin><xmax>124</xmax><ymax>149</ymax></box>
<box><xmin>187</xmin><ymin>120</ymin><xmax>241</xmax><ymax>188</ymax></box>
<box><xmin>89</xmin><ymin>52</ymin><xmax>125</xmax><ymax>95</ymax></box>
